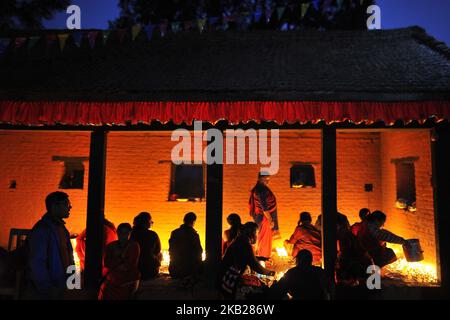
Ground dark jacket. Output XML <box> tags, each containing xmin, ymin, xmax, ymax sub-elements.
<box><xmin>169</xmin><ymin>224</ymin><xmax>202</xmax><ymax>279</ymax></box>
<box><xmin>27</xmin><ymin>213</ymin><xmax>74</xmax><ymax>298</ymax></box>
<box><xmin>221</xmin><ymin>235</ymin><xmax>272</xmax><ymax>276</ymax></box>
<box><xmin>269</xmin><ymin>265</ymin><xmax>329</xmax><ymax>300</ymax></box>
<box><xmin>131</xmin><ymin>227</ymin><xmax>162</xmax><ymax>279</ymax></box>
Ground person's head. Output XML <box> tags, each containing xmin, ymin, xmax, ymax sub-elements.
<box><xmin>296</xmin><ymin>249</ymin><xmax>313</xmax><ymax>268</ymax></box>
<box><xmin>359</xmin><ymin>208</ymin><xmax>371</xmax><ymax>222</ymax></box>
<box><xmin>45</xmin><ymin>192</ymin><xmax>71</xmax><ymax>220</ymax></box>
<box><xmin>242</xmin><ymin>222</ymin><xmax>258</xmax><ymax>245</ymax></box>
<box><xmin>117</xmin><ymin>223</ymin><xmax>132</xmax><ymax>243</ymax></box>
<box><xmin>299</xmin><ymin>211</ymin><xmax>312</xmax><ymax>225</ymax></box>
<box><xmin>133</xmin><ymin>212</ymin><xmax>152</xmax><ymax>230</ymax></box>
<box><xmin>368</xmin><ymin>210</ymin><xmax>387</xmax><ymax>228</ymax></box>
<box><xmin>258</xmin><ymin>171</ymin><xmax>271</xmax><ymax>185</ymax></box>
<box><xmin>183</xmin><ymin>212</ymin><xmax>197</xmax><ymax>227</ymax></box>
<box><xmin>227</xmin><ymin>213</ymin><xmax>241</xmax><ymax>228</ymax></box>
<box><xmin>337</xmin><ymin>213</ymin><xmax>350</xmax><ymax>235</ymax></box>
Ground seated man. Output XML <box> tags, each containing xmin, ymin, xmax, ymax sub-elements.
<box><xmin>269</xmin><ymin>250</ymin><xmax>330</xmax><ymax>300</ymax></box>
<box><xmin>350</xmin><ymin>208</ymin><xmax>371</xmax><ymax>237</ymax></box>
<box><xmin>169</xmin><ymin>212</ymin><xmax>203</xmax><ymax>279</ymax></box>
<box><xmin>356</xmin><ymin>210</ymin><xmax>407</xmax><ymax>268</ymax></box>
<box><xmin>285</xmin><ymin>212</ymin><xmax>321</xmax><ymax>265</ymax></box>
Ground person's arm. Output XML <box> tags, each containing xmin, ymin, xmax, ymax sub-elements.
<box><xmin>374</xmin><ymin>228</ymin><xmax>406</xmax><ymax>244</ymax></box>
<box><xmin>256</xmin><ymin>191</ymin><xmax>274</xmax><ymax>226</ymax></box>
<box><xmin>246</xmin><ymin>243</ymin><xmax>274</xmax><ymax>276</ymax></box>
<box><xmin>154</xmin><ymin>234</ymin><xmax>162</xmax><ymax>262</ymax></box>
<box><xmin>28</xmin><ymin>226</ymin><xmax>52</xmax><ymax>296</ymax></box>
<box><xmin>286</xmin><ymin>227</ymin><xmax>300</xmax><ymax>244</ymax></box>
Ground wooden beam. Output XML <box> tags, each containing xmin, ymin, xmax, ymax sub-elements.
<box><xmin>431</xmin><ymin>124</ymin><xmax>450</xmax><ymax>295</ymax></box>
<box><xmin>204</xmin><ymin>129</ymin><xmax>223</xmax><ymax>277</ymax></box>
<box><xmin>321</xmin><ymin>126</ymin><xmax>338</xmax><ymax>290</ymax></box>
<box><xmin>84</xmin><ymin>129</ymin><xmax>108</xmax><ymax>289</ymax></box>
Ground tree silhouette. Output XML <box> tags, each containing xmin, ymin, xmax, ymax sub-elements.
<box><xmin>109</xmin><ymin>0</ymin><xmax>375</xmax><ymax>30</ymax></box>
<box><xmin>0</xmin><ymin>0</ymin><xmax>70</xmax><ymax>32</ymax></box>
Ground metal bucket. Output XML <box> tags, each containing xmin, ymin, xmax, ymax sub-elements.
<box><xmin>402</xmin><ymin>239</ymin><xmax>424</xmax><ymax>262</ymax></box>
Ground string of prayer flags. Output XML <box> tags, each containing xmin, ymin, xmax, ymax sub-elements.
<box><xmin>57</xmin><ymin>34</ymin><xmax>69</xmax><ymax>51</ymax></box>
<box><xmin>72</xmin><ymin>32</ymin><xmax>83</xmax><ymax>47</ymax></box>
<box><xmin>144</xmin><ymin>24</ymin><xmax>155</xmax><ymax>41</ymax></box>
<box><xmin>131</xmin><ymin>25</ymin><xmax>142</xmax><ymax>41</ymax></box>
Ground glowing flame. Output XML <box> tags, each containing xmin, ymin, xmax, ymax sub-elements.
<box><xmin>70</xmin><ymin>238</ymin><xmax>81</xmax><ymax>273</ymax></box>
<box><xmin>276</xmin><ymin>247</ymin><xmax>288</xmax><ymax>257</ymax></box>
<box><xmin>162</xmin><ymin>250</ymin><xmax>170</xmax><ymax>266</ymax></box>
<box><xmin>276</xmin><ymin>272</ymin><xmax>285</xmax><ymax>281</ymax></box>
<box><xmin>161</xmin><ymin>250</ymin><xmax>206</xmax><ymax>266</ymax></box>
<box><xmin>385</xmin><ymin>244</ymin><xmax>438</xmax><ymax>284</ymax></box>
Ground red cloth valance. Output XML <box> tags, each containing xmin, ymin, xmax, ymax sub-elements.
<box><xmin>0</xmin><ymin>101</ymin><xmax>449</xmax><ymax>126</ymax></box>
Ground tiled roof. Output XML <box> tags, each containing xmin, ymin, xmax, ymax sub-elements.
<box><xmin>1</xmin><ymin>26</ymin><xmax>449</xmax><ymax>101</ymax></box>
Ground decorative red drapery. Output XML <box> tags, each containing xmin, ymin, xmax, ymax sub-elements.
<box><xmin>0</xmin><ymin>100</ymin><xmax>449</xmax><ymax>126</ymax></box>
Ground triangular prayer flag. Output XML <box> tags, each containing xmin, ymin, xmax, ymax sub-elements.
<box><xmin>72</xmin><ymin>32</ymin><xmax>83</xmax><ymax>47</ymax></box>
<box><xmin>117</xmin><ymin>28</ymin><xmax>127</xmax><ymax>43</ymax></box>
<box><xmin>301</xmin><ymin>3</ymin><xmax>311</xmax><ymax>19</ymax></box>
<box><xmin>197</xmin><ymin>18</ymin><xmax>206</xmax><ymax>33</ymax></box>
<box><xmin>46</xmin><ymin>35</ymin><xmax>57</xmax><ymax>47</ymax></box>
<box><xmin>0</xmin><ymin>38</ymin><xmax>10</xmax><ymax>55</ymax></box>
<box><xmin>57</xmin><ymin>34</ymin><xmax>69</xmax><ymax>51</ymax></box>
<box><xmin>265</xmin><ymin>8</ymin><xmax>274</xmax><ymax>23</ymax></box>
<box><xmin>131</xmin><ymin>24</ymin><xmax>141</xmax><ymax>41</ymax></box>
<box><xmin>337</xmin><ymin>0</ymin><xmax>345</xmax><ymax>9</ymax></box>
<box><xmin>208</xmin><ymin>16</ymin><xmax>219</xmax><ymax>27</ymax></box>
<box><xmin>144</xmin><ymin>24</ymin><xmax>154</xmax><ymax>40</ymax></box>
<box><xmin>360</xmin><ymin>0</ymin><xmax>364</xmax><ymax>5</ymax></box>
<box><xmin>276</xmin><ymin>7</ymin><xmax>285</xmax><ymax>20</ymax></box>
<box><xmin>14</xmin><ymin>37</ymin><xmax>27</xmax><ymax>49</ymax></box>
<box><xmin>280</xmin><ymin>22</ymin><xmax>289</xmax><ymax>31</ymax></box>
<box><xmin>254</xmin><ymin>9</ymin><xmax>263</xmax><ymax>23</ymax></box>
<box><xmin>159</xmin><ymin>22</ymin><xmax>168</xmax><ymax>38</ymax></box>
<box><xmin>184</xmin><ymin>21</ymin><xmax>193</xmax><ymax>32</ymax></box>
<box><xmin>102</xmin><ymin>30</ymin><xmax>110</xmax><ymax>45</ymax></box>
<box><xmin>171</xmin><ymin>22</ymin><xmax>181</xmax><ymax>33</ymax></box>
<box><xmin>27</xmin><ymin>36</ymin><xmax>40</xmax><ymax>50</ymax></box>
<box><xmin>87</xmin><ymin>31</ymin><xmax>99</xmax><ymax>49</ymax></box>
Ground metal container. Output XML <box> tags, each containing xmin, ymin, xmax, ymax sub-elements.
<box><xmin>402</xmin><ymin>239</ymin><xmax>424</xmax><ymax>262</ymax></box>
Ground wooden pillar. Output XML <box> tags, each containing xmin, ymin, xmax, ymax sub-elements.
<box><xmin>431</xmin><ymin>124</ymin><xmax>450</xmax><ymax>294</ymax></box>
<box><xmin>205</xmin><ymin>128</ymin><xmax>223</xmax><ymax>277</ymax></box>
<box><xmin>321</xmin><ymin>126</ymin><xmax>338</xmax><ymax>289</ymax></box>
<box><xmin>84</xmin><ymin>129</ymin><xmax>108</xmax><ymax>289</ymax></box>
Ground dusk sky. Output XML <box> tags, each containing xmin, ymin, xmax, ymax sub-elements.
<box><xmin>43</xmin><ymin>0</ymin><xmax>450</xmax><ymax>45</ymax></box>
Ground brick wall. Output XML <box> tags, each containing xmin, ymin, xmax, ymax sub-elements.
<box><xmin>380</xmin><ymin>130</ymin><xmax>437</xmax><ymax>265</ymax></box>
<box><xmin>0</xmin><ymin>131</ymin><xmax>90</xmax><ymax>248</ymax></box>
<box><xmin>0</xmin><ymin>129</ymin><xmax>437</xmax><ymax>266</ymax></box>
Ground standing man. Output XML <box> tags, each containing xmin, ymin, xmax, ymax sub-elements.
<box><xmin>248</xmin><ymin>172</ymin><xmax>280</xmax><ymax>258</ymax></box>
<box><xmin>27</xmin><ymin>191</ymin><xmax>74</xmax><ymax>299</ymax></box>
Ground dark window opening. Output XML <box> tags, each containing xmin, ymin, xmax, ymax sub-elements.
<box><xmin>169</xmin><ymin>164</ymin><xmax>204</xmax><ymax>201</ymax></box>
<box><xmin>290</xmin><ymin>164</ymin><xmax>316</xmax><ymax>188</ymax></box>
<box><xmin>57</xmin><ymin>160</ymin><xmax>86</xmax><ymax>189</ymax></box>
<box><xmin>395</xmin><ymin>162</ymin><xmax>416</xmax><ymax>209</ymax></box>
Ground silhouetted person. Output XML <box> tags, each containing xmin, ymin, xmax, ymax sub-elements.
<box><xmin>99</xmin><ymin>223</ymin><xmax>140</xmax><ymax>300</ymax></box>
<box><xmin>285</xmin><ymin>212</ymin><xmax>322</xmax><ymax>265</ymax></box>
<box><xmin>26</xmin><ymin>192</ymin><xmax>74</xmax><ymax>299</ymax></box>
<box><xmin>356</xmin><ymin>210</ymin><xmax>407</xmax><ymax>268</ymax></box>
<box><xmin>351</xmin><ymin>208</ymin><xmax>371</xmax><ymax>236</ymax></box>
<box><xmin>336</xmin><ymin>213</ymin><xmax>373</xmax><ymax>284</ymax></box>
<box><xmin>169</xmin><ymin>212</ymin><xmax>203</xmax><ymax>279</ymax></box>
<box><xmin>315</xmin><ymin>212</ymin><xmax>350</xmax><ymax>231</ymax></box>
<box><xmin>220</xmin><ymin>222</ymin><xmax>275</xmax><ymax>299</ymax></box>
<box><xmin>76</xmin><ymin>218</ymin><xmax>117</xmax><ymax>272</ymax></box>
<box><xmin>222</xmin><ymin>213</ymin><xmax>243</xmax><ymax>256</ymax></box>
<box><xmin>249</xmin><ymin>172</ymin><xmax>280</xmax><ymax>258</ymax></box>
<box><xmin>269</xmin><ymin>250</ymin><xmax>330</xmax><ymax>300</ymax></box>
<box><xmin>131</xmin><ymin>212</ymin><xmax>162</xmax><ymax>280</ymax></box>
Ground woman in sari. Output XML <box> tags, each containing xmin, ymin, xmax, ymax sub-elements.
<box><xmin>98</xmin><ymin>223</ymin><xmax>141</xmax><ymax>300</ymax></box>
